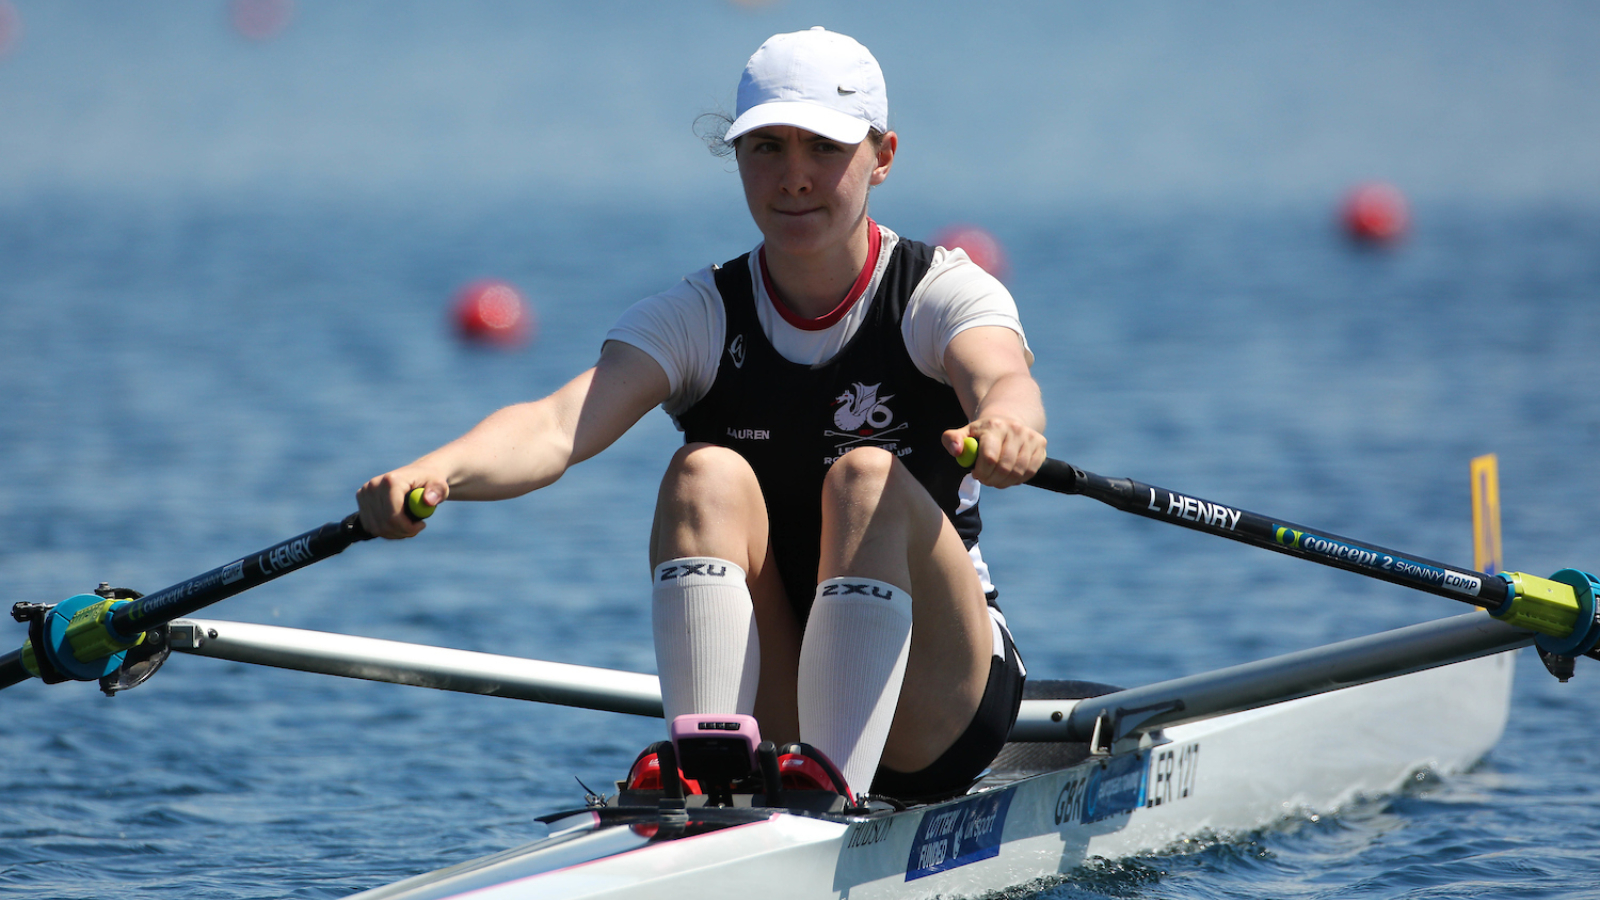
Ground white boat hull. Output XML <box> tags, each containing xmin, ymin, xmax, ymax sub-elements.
<box><xmin>352</xmin><ymin>649</ymin><xmax>1516</xmax><ymax>900</ymax></box>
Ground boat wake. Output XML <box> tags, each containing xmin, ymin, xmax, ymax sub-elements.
<box><xmin>1001</xmin><ymin>765</ymin><xmax>1475</xmax><ymax>900</ymax></box>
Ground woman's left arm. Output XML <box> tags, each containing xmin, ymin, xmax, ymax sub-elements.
<box><xmin>940</xmin><ymin>325</ymin><xmax>1047</xmax><ymax>488</ymax></box>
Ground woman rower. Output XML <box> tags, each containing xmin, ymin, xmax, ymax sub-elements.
<box><xmin>357</xmin><ymin>27</ymin><xmax>1047</xmax><ymax>801</ymax></box>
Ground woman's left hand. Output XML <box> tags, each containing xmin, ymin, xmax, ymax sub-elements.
<box><xmin>943</xmin><ymin>417</ymin><xmax>1046</xmax><ymax>488</ymax></box>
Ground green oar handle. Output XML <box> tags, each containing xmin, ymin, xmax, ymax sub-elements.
<box><xmin>5</xmin><ymin>489</ymin><xmax>436</xmax><ymax>690</ymax></box>
<box><xmin>957</xmin><ymin>438</ymin><xmax>1599</xmax><ymax>660</ymax></box>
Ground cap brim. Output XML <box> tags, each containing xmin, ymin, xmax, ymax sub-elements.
<box><xmin>725</xmin><ymin>101</ymin><xmax>872</xmax><ymax>145</ymax></box>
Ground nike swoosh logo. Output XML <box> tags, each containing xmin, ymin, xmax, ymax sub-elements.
<box><xmin>837</xmin><ymin>87</ymin><xmax>856</xmax><ymax>95</ymax></box>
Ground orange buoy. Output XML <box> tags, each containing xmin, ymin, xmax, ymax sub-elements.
<box><xmin>932</xmin><ymin>224</ymin><xmax>1009</xmax><ymax>282</ymax></box>
<box><xmin>453</xmin><ymin>280</ymin><xmax>534</xmax><ymax>348</ymax></box>
<box><xmin>1342</xmin><ymin>183</ymin><xmax>1408</xmax><ymax>243</ymax></box>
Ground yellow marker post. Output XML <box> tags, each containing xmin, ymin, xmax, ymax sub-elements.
<box><xmin>1471</xmin><ymin>454</ymin><xmax>1503</xmax><ymax>577</ymax></box>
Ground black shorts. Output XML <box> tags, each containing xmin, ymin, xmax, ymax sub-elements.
<box><xmin>868</xmin><ymin>613</ymin><xmax>1025</xmax><ymax>802</ymax></box>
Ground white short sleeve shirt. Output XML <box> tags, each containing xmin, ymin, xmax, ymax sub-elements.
<box><xmin>604</xmin><ymin>224</ymin><xmax>1032</xmax><ymax>418</ymax></box>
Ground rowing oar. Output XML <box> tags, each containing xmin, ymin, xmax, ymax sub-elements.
<box><xmin>957</xmin><ymin>438</ymin><xmax>1600</xmax><ymax>672</ymax></box>
<box><xmin>0</xmin><ymin>491</ymin><xmax>436</xmax><ymax>692</ymax></box>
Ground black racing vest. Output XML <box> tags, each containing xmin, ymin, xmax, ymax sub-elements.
<box><xmin>678</xmin><ymin>238</ymin><xmax>981</xmax><ymax>621</ymax></box>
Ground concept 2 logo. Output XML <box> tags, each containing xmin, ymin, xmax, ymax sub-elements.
<box><xmin>1271</xmin><ymin>528</ymin><xmax>1381</xmax><ymax>567</ymax></box>
<box><xmin>1272</xmin><ymin>527</ymin><xmax>1482</xmax><ymax>596</ymax></box>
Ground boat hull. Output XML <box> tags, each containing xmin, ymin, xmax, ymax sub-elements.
<box><xmin>353</xmin><ymin>649</ymin><xmax>1516</xmax><ymax>900</ymax></box>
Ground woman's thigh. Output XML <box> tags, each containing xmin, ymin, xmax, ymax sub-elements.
<box><xmin>817</xmin><ymin>448</ymin><xmax>993</xmax><ymax>773</ymax></box>
<box><xmin>649</xmin><ymin>442</ymin><xmax>803</xmax><ymax>742</ymax></box>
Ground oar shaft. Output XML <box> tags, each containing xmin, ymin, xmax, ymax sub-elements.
<box><xmin>0</xmin><ymin>648</ymin><xmax>27</xmax><ymax>690</ymax></box>
<box><xmin>7</xmin><ymin>505</ymin><xmax>406</xmax><ymax>689</ymax></box>
<box><xmin>1026</xmin><ymin>460</ymin><xmax>1512</xmax><ymax>609</ymax></box>
<box><xmin>1013</xmin><ymin>612</ymin><xmax>1531</xmax><ymax>743</ymax></box>
<box><xmin>108</xmin><ymin>516</ymin><xmax>370</xmax><ymax>641</ymax></box>
<box><xmin>170</xmin><ymin>618</ymin><xmax>665</xmax><ymax>717</ymax></box>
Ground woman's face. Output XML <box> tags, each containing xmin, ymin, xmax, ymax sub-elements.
<box><xmin>735</xmin><ymin>125</ymin><xmax>895</xmax><ymax>259</ymax></box>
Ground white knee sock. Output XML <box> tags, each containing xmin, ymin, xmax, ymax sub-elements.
<box><xmin>651</xmin><ymin>557</ymin><xmax>759</xmax><ymax>722</ymax></box>
<box><xmin>797</xmin><ymin>576</ymin><xmax>913</xmax><ymax>796</ymax></box>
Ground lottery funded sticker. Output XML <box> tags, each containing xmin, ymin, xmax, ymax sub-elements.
<box><xmin>904</xmin><ymin>787</ymin><xmax>1016</xmax><ymax>881</ymax></box>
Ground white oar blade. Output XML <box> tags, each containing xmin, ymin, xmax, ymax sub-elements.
<box><xmin>170</xmin><ymin>618</ymin><xmax>664</xmax><ymax>717</ymax></box>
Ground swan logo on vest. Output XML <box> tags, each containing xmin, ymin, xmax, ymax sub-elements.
<box><xmin>825</xmin><ymin>381</ymin><xmax>911</xmax><ymax>463</ymax></box>
<box><xmin>834</xmin><ymin>382</ymin><xmax>894</xmax><ymax>431</ymax></box>
<box><xmin>728</xmin><ymin>333</ymin><xmax>746</xmax><ymax>369</ymax></box>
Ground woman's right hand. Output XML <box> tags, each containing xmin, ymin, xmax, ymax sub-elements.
<box><xmin>358</xmin><ymin>469</ymin><xmax>449</xmax><ymax>539</ymax></box>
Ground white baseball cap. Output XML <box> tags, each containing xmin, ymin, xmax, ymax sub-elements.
<box><xmin>725</xmin><ymin>27</ymin><xmax>888</xmax><ymax>146</ymax></box>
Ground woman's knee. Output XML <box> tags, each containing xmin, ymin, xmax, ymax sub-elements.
<box><xmin>652</xmin><ymin>443</ymin><xmax>767</xmax><ymax>564</ymax></box>
<box><xmin>822</xmin><ymin>447</ymin><xmax>940</xmax><ymax>532</ymax></box>
<box><xmin>821</xmin><ymin>446</ymin><xmax>899</xmax><ymax>500</ymax></box>
<box><xmin>662</xmin><ymin>443</ymin><xmax>758</xmax><ymax>497</ymax></box>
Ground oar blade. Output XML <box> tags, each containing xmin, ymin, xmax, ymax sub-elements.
<box><xmin>1472</xmin><ymin>453</ymin><xmax>1504</xmax><ymax>577</ymax></box>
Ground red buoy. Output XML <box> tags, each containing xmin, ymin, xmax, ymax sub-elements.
<box><xmin>932</xmin><ymin>224</ymin><xmax>1009</xmax><ymax>282</ymax></box>
<box><xmin>453</xmin><ymin>280</ymin><xmax>534</xmax><ymax>348</ymax></box>
<box><xmin>0</xmin><ymin>2</ymin><xmax>21</xmax><ymax>59</ymax></box>
<box><xmin>231</xmin><ymin>0</ymin><xmax>293</xmax><ymax>42</ymax></box>
<box><xmin>1342</xmin><ymin>183</ymin><xmax>1408</xmax><ymax>243</ymax></box>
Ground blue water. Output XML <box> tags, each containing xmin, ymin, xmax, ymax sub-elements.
<box><xmin>4</xmin><ymin>193</ymin><xmax>1599</xmax><ymax>900</ymax></box>
<box><xmin>5</xmin><ymin>3</ymin><xmax>1600</xmax><ymax>899</ymax></box>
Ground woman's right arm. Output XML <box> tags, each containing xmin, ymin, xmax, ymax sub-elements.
<box><xmin>358</xmin><ymin>340</ymin><xmax>671</xmax><ymax>538</ymax></box>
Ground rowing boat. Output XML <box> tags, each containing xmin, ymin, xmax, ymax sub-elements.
<box><xmin>346</xmin><ymin>653</ymin><xmax>1513</xmax><ymax>900</ymax></box>
<box><xmin>4</xmin><ymin>453</ymin><xmax>1594</xmax><ymax>899</ymax></box>
<box><xmin>153</xmin><ymin>610</ymin><xmax>1525</xmax><ymax>900</ymax></box>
